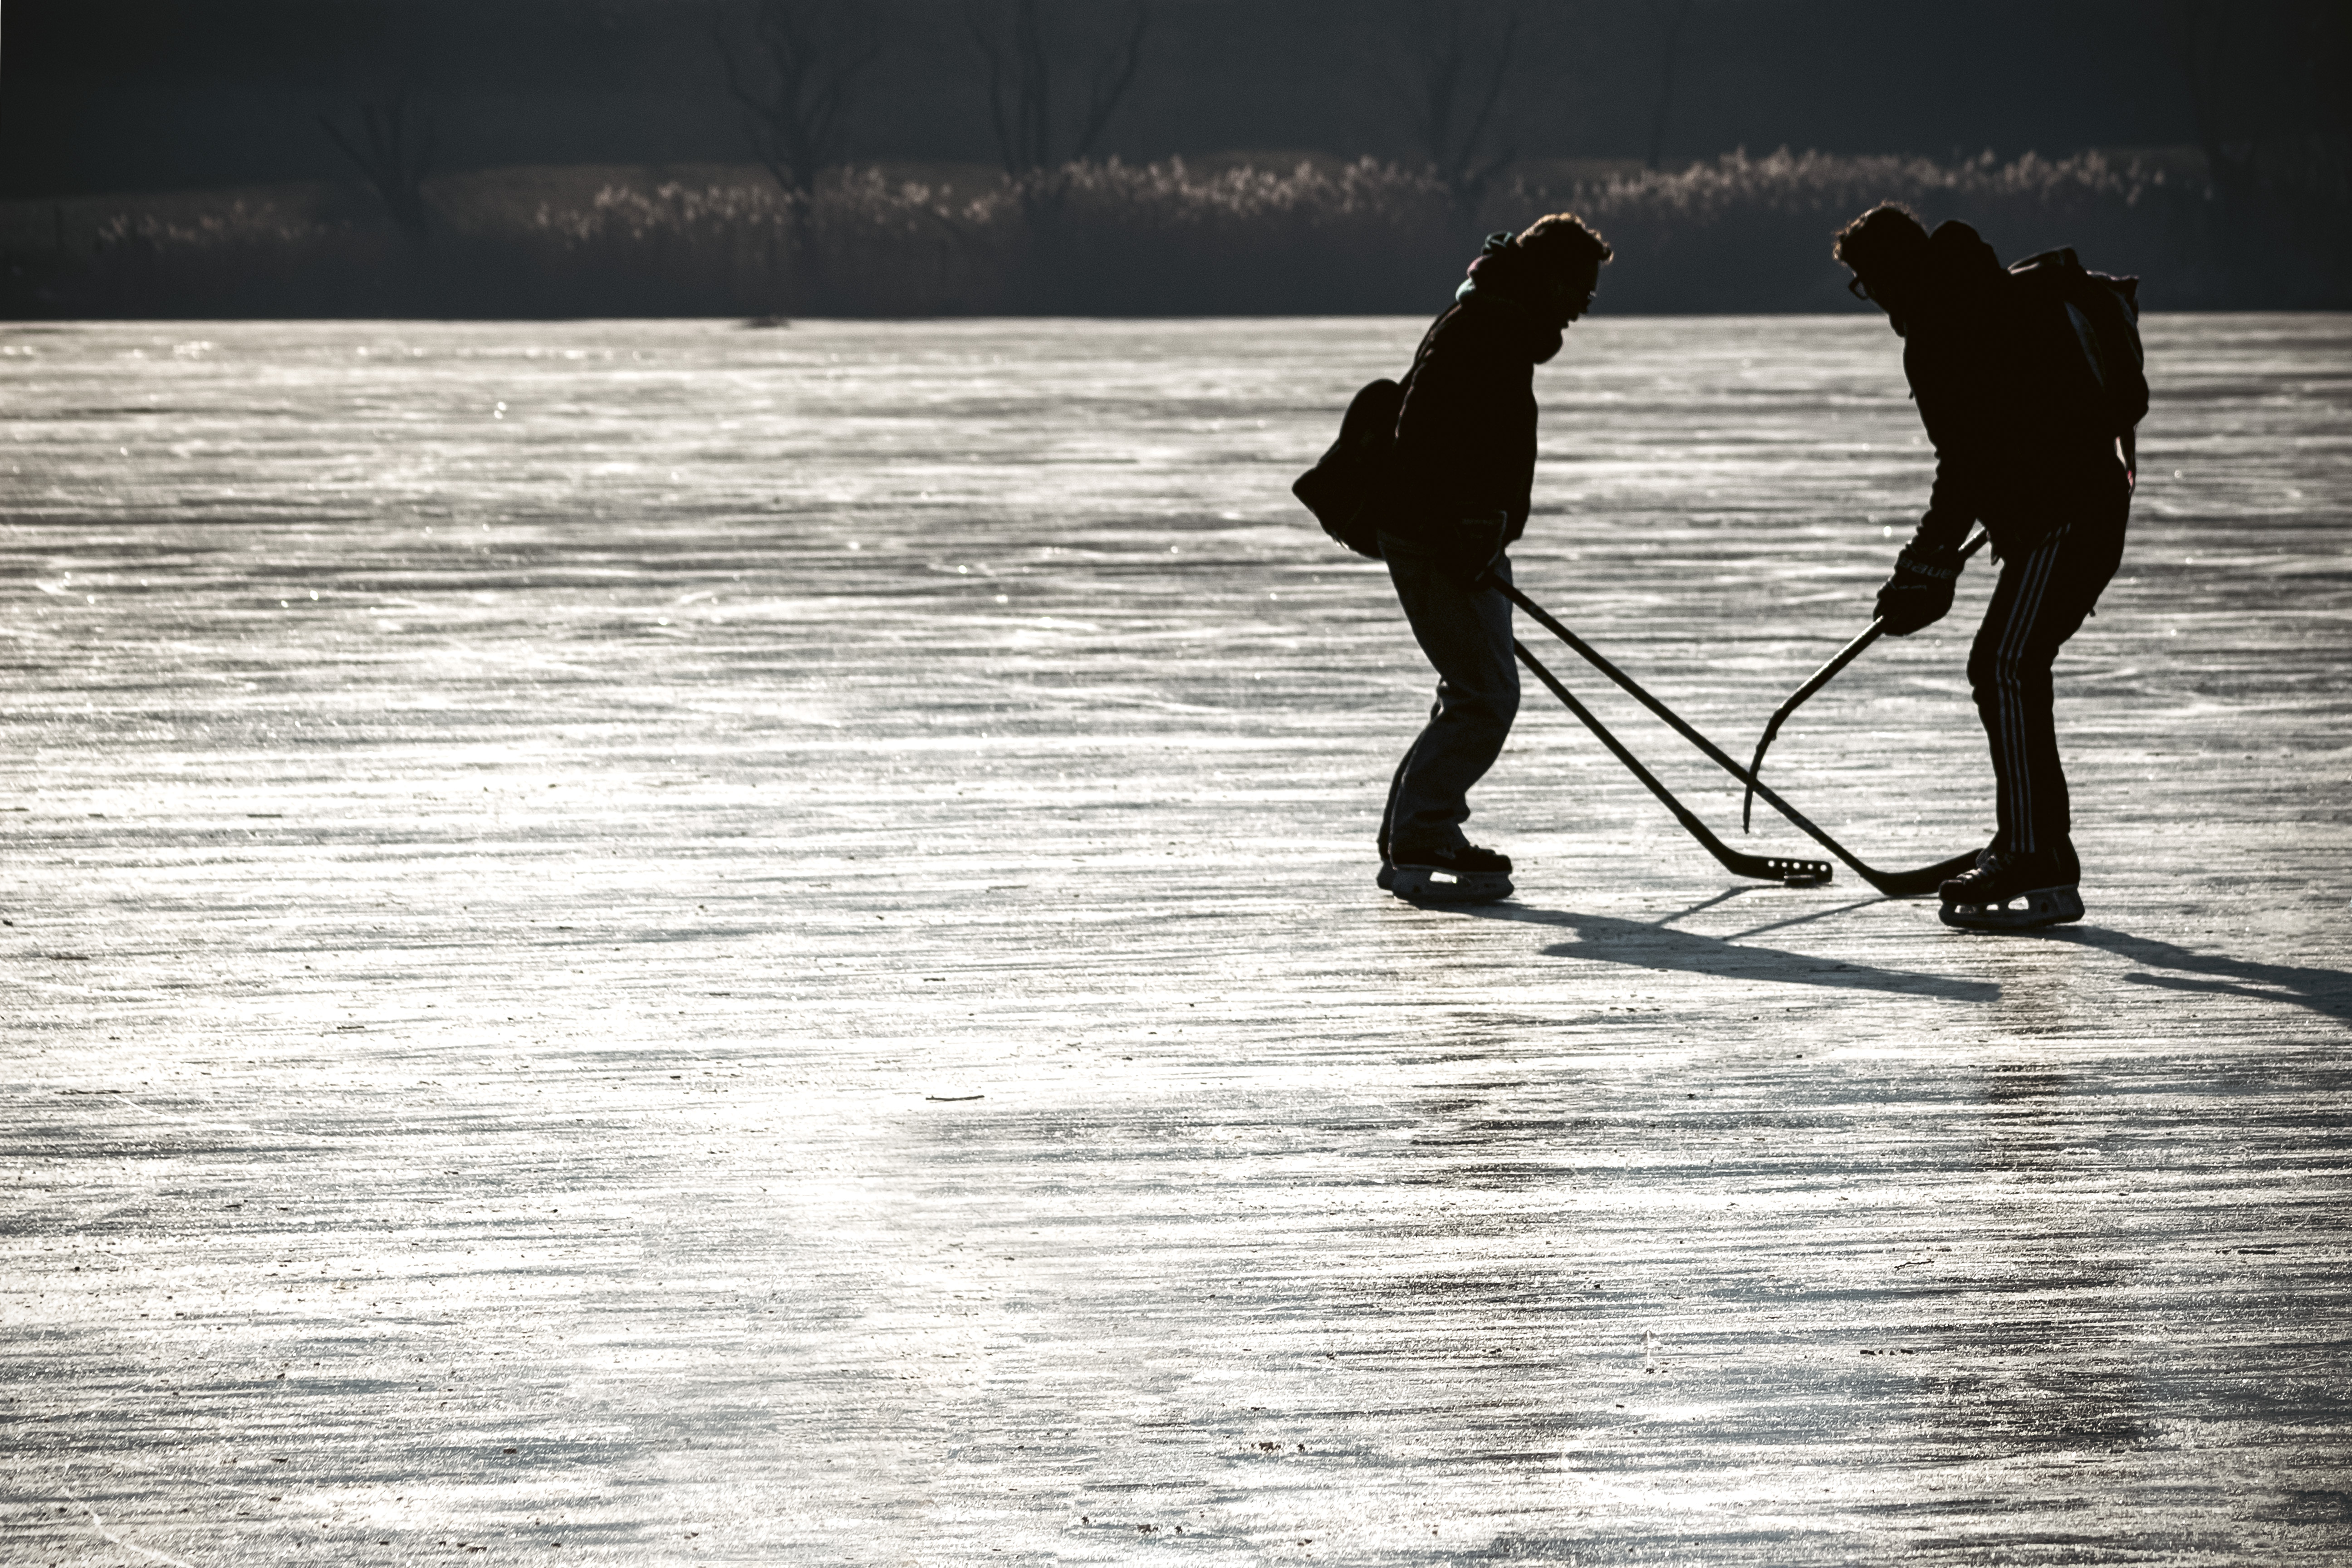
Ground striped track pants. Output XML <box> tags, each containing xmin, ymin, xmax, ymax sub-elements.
<box><xmin>1965</xmin><ymin>500</ymin><xmax>2129</xmax><ymax>857</ymax></box>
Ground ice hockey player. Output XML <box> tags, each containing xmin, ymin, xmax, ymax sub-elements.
<box><xmin>1376</xmin><ymin>214</ymin><xmax>1612</xmax><ymax>904</ymax></box>
<box><xmin>1833</xmin><ymin>203</ymin><xmax>2137</xmax><ymax>930</ymax></box>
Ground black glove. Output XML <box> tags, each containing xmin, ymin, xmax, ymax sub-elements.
<box><xmin>1874</xmin><ymin>542</ymin><xmax>1961</xmax><ymax>635</ymax></box>
<box><xmin>1441</xmin><ymin>512</ymin><xmax>1511</xmax><ymax>587</ymax></box>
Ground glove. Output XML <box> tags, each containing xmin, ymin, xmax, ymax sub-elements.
<box><xmin>1440</xmin><ymin>512</ymin><xmax>1511</xmax><ymax>587</ymax></box>
<box><xmin>1874</xmin><ymin>542</ymin><xmax>1961</xmax><ymax>635</ymax></box>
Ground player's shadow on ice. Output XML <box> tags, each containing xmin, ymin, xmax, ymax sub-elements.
<box><xmin>1463</xmin><ymin>897</ymin><xmax>2000</xmax><ymax>1003</ymax></box>
<box><xmin>2047</xmin><ymin>926</ymin><xmax>2352</xmax><ymax>1025</ymax></box>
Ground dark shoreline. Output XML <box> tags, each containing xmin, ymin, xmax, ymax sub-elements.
<box><xmin>8</xmin><ymin>149</ymin><xmax>2346</xmax><ymax>321</ymax></box>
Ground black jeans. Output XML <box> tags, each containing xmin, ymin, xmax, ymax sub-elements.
<box><xmin>1377</xmin><ymin>537</ymin><xmax>1518</xmax><ymax>860</ymax></box>
<box><xmin>1966</xmin><ymin>480</ymin><xmax>2130</xmax><ymax>858</ymax></box>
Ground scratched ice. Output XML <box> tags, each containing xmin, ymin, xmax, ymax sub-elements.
<box><xmin>3</xmin><ymin>315</ymin><xmax>2349</xmax><ymax>1564</ymax></box>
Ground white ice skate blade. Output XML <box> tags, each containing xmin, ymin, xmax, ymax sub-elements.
<box><xmin>1389</xmin><ymin>867</ymin><xmax>1513</xmax><ymax>904</ymax></box>
<box><xmin>1939</xmin><ymin>884</ymin><xmax>2084</xmax><ymax>931</ymax></box>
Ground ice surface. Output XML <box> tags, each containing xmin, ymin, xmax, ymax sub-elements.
<box><xmin>3</xmin><ymin>314</ymin><xmax>2349</xmax><ymax>1563</ymax></box>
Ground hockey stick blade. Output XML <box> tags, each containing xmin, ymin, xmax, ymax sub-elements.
<box><xmin>1865</xmin><ymin>847</ymin><xmax>1986</xmax><ymax>899</ymax></box>
<box><xmin>1492</xmin><ymin>578</ymin><xmax>1970</xmax><ymax>898</ymax></box>
<box><xmin>1741</xmin><ymin>529</ymin><xmax>1991</xmax><ymax>832</ymax></box>
<box><xmin>1514</xmin><ymin>639</ymin><xmax>1833</xmax><ymax>886</ymax></box>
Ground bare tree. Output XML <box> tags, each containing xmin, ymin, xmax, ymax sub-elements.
<box><xmin>319</xmin><ymin>13</ymin><xmax>441</xmax><ymax>241</ymax></box>
<box><xmin>1645</xmin><ymin>0</ymin><xmax>1693</xmax><ymax>172</ymax></box>
<box><xmin>968</xmin><ymin>0</ymin><xmax>1149</xmax><ymax>178</ymax></box>
<box><xmin>320</xmin><ymin>92</ymin><xmax>436</xmax><ymax>239</ymax></box>
<box><xmin>1387</xmin><ymin>0</ymin><xmax>1525</xmax><ymax>215</ymax></box>
<box><xmin>712</xmin><ymin>0</ymin><xmax>883</xmax><ymax>201</ymax></box>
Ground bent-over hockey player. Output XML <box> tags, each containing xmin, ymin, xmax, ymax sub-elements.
<box><xmin>1834</xmin><ymin>203</ymin><xmax>2135</xmax><ymax>930</ymax></box>
<box><xmin>1377</xmin><ymin>214</ymin><xmax>1613</xmax><ymax>904</ymax></box>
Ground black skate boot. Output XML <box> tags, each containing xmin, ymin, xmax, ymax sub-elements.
<box><xmin>1388</xmin><ymin>842</ymin><xmax>1514</xmax><ymax>904</ymax></box>
<box><xmin>1939</xmin><ymin>844</ymin><xmax>2082</xmax><ymax>931</ymax></box>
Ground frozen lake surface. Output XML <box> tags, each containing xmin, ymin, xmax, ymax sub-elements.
<box><xmin>4</xmin><ymin>314</ymin><xmax>2350</xmax><ymax>1563</ymax></box>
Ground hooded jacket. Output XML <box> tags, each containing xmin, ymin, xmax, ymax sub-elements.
<box><xmin>1903</xmin><ymin>221</ymin><xmax>2126</xmax><ymax>556</ymax></box>
<box><xmin>1384</xmin><ymin>237</ymin><xmax>1565</xmax><ymax>550</ymax></box>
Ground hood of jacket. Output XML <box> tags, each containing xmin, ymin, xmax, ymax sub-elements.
<box><xmin>1921</xmin><ymin>220</ymin><xmax>2004</xmax><ymax>313</ymax></box>
<box><xmin>1454</xmin><ymin>234</ymin><xmax>1567</xmax><ymax>364</ymax></box>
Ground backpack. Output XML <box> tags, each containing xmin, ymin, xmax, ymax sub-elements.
<box><xmin>2007</xmin><ymin>247</ymin><xmax>2148</xmax><ymax>460</ymax></box>
<box><xmin>1291</xmin><ymin>375</ymin><xmax>1403</xmax><ymax>560</ymax></box>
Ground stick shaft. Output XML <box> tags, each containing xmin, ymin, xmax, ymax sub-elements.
<box><xmin>1742</xmin><ymin>622</ymin><xmax>1884</xmax><ymax>830</ymax></box>
<box><xmin>1762</xmin><ymin>531</ymin><xmax>1989</xmax><ymax>737</ymax></box>
<box><xmin>1739</xmin><ymin>529</ymin><xmax>1992</xmax><ymax>830</ymax></box>
<box><xmin>1491</xmin><ymin>576</ymin><xmax>1950</xmax><ymax>895</ymax></box>
<box><xmin>1772</xmin><ymin>621</ymin><xmax>1886</xmax><ymax>729</ymax></box>
<box><xmin>1513</xmin><ymin>641</ymin><xmax>1825</xmax><ymax>884</ymax></box>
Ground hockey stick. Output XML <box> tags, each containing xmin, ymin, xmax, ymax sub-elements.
<box><xmin>1489</xmin><ymin>575</ymin><xmax>1980</xmax><ymax>898</ymax></box>
<box><xmin>1740</xmin><ymin>529</ymin><xmax>1991</xmax><ymax>831</ymax></box>
<box><xmin>1513</xmin><ymin>639</ymin><xmax>1832</xmax><ymax>886</ymax></box>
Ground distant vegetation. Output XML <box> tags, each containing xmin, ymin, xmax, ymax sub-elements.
<box><xmin>4</xmin><ymin>146</ymin><xmax>2344</xmax><ymax>318</ymax></box>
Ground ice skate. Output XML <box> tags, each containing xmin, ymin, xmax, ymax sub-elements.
<box><xmin>1387</xmin><ymin>842</ymin><xmax>1514</xmax><ymax>904</ymax></box>
<box><xmin>1938</xmin><ymin>846</ymin><xmax>2083</xmax><ymax>931</ymax></box>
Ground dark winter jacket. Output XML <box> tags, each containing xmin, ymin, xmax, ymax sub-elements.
<box><xmin>1384</xmin><ymin>240</ymin><xmax>1565</xmax><ymax>550</ymax></box>
<box><xmin>1903</xmin><ymin>221</ymin><xmax>2127</xmax><ymax>557</ymax></box>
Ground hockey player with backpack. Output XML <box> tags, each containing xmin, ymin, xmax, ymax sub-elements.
<box><xmin>1294</xmin><ymin>214</ymin><xmax>1614</xmax><ymax>904</ymax></box>
<box><xmin>1833</xmin><ymin>202</ymin><xmax>2148</xmax><ymax>930</ymax></box>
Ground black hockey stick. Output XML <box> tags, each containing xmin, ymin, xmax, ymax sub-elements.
<box><xmin>1513</xmin><ymin>638</ymin><xmax>1831</xmax><ymax>885</ymax></box>
<box><xmin>1740</xmin><ymin>529</ymin><xmax>1991</xmax><ymax>830</ymax></box>
<box><xmin>1490</xmin><ymin>576</ymin><xmax>1980</xmax><ymax>897</ymax></box>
